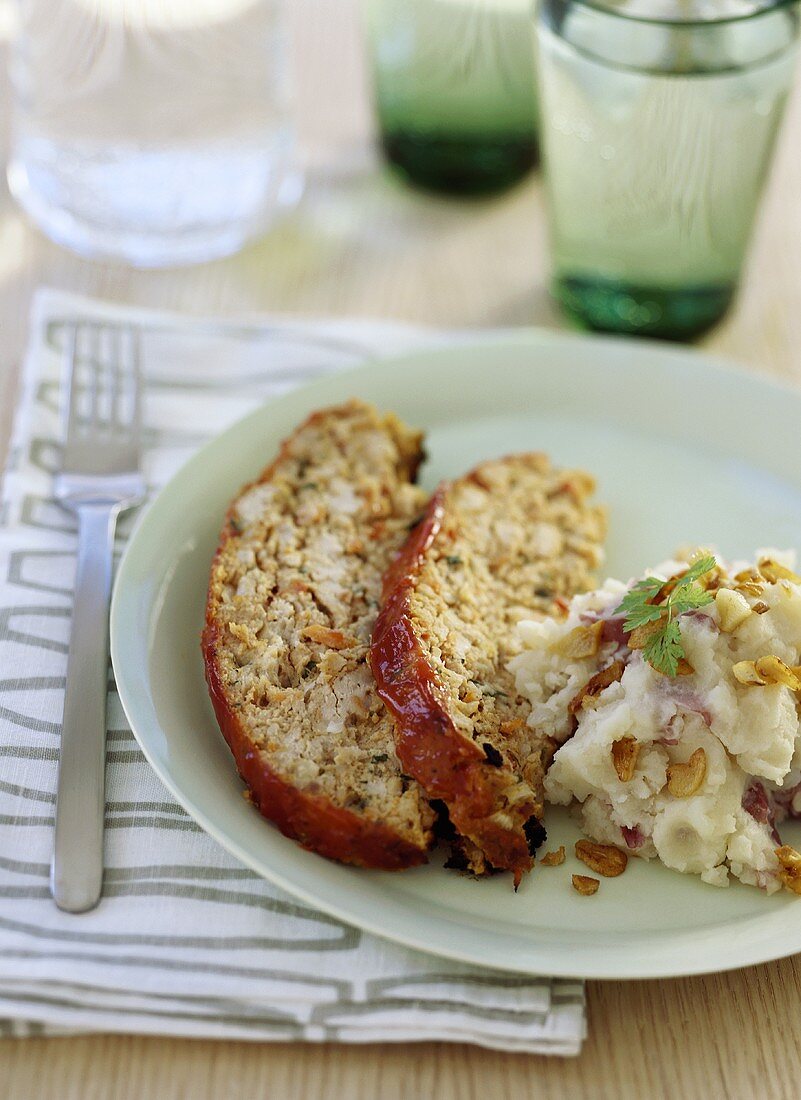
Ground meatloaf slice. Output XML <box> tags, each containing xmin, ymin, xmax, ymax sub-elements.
<box><xmin>370</xmin><ymin>454</ymin><xmax>605</xmax><ymax>885</ymax></box>
<box><xmin>203</xmin><ymin>400</ymin><xmax>436</xmax><ymax>869</ymax></box>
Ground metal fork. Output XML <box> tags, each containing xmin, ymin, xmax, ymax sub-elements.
<box><xmin>51</xmin><ymin>323</ymin><xmax>145</xmax><ymax>913</ymax></box>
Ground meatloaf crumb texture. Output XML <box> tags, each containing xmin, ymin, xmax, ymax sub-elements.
<box><xmin>371</xmin><ymin>454</ymin><xmax>606</xmax><ymax>885</ymax></box>
<box><xmin>203</xmin><ymin>400</ymin><xmax>436</xmax><ymax>869</ymax></box>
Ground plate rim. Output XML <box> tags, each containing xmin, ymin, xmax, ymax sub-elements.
<box><xmin>111</xmin><ymin>328</ymin><xmax>801</xmax><ymax>981</ymax></box>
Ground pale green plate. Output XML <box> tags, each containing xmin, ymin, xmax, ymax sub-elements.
<box><xmin>111</xmin><ymin>331</ymin><xmax>801</xmax><ymax>979</ymax></box>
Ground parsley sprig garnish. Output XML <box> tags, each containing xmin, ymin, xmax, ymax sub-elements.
<box><xmin>614</xmin><ymin>555</ymin><xmax>716</xmax><ymax>677</ymax></box>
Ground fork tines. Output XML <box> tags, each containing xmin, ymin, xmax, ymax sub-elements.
<box><xmin>61</xmin><ymin>322</ymin><xmax>142</xmax><ymax>478</ymax></box>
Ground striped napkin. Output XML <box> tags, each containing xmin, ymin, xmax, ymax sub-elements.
<box><xmin>0</xmin><ymin>289</ymin><xmax>586</xmax><ymax>1053</ymax></box>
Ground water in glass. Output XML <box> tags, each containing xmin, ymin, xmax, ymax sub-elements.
<box><xmin>8</xmin><ymin>0</ymin><xmax>298</xmax><ymax>266</ymax></box>
<box><xmin>537</xmin><ymin>0</ymin><xmax>800</xmax><ymax>339</ymax></box>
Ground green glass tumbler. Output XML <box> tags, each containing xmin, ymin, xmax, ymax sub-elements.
<box><xmin>536</xmin><ymin>0</ymin><xmax>801</xmax><ymax>340</ymax></box>
<box><xmin>363</xmin><ymin>0</ymin><xmax>539</xmax><ymax>195</ymax></box>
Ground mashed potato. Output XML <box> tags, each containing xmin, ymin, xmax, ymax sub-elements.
<box><xmin>510</xmin><ymin>550</ymin><xmax>801</xmax><ymax>894</ymax></box>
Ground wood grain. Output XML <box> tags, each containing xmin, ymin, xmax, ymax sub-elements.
<box><xmin>2</xmin><ymin>2</ymin><xmax>801</xmax><ymax>1097</ymax></box>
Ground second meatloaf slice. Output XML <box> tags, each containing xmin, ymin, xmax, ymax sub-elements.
<box><xmin>371</xmin><ymin>454</ymin><xmax>605</xmax><ymax>886</ymax></box>
<box><xmin>203</xmin><ymin>400</ymin><xmax>436</xmax><ymax>869</ymax></box>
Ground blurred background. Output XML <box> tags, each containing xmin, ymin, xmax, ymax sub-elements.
<box><xmin>1</xmin><ymin>0</ymin><xmax>801</xmax><ymax>437</ymax></box>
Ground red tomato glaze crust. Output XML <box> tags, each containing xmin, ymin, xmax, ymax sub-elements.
<box><xmin>370</xmin><ymin>488</ymin><xmax>537</xmax><ymax>887</ymax></box>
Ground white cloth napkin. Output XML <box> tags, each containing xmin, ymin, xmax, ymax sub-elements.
<box><xmin>0</xmin><ymin>289</ymin><xmax>586</xmax><ymax>1054</ymax></box>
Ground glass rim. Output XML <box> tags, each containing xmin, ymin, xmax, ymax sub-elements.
<box><xmin>551</xmin><ymin>0</ymin><xmax>798</xmax><ymax>28</ymax></box>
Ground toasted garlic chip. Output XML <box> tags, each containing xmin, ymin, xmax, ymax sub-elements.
<box><xmin>734</xmin><ymin>569</ymin><xmax>762</xmax><ymax>584</ymax></box>
<box><xmin>611</xmin><ymin>737</ymin><xmax>640</xmax><ymax>783</ymax></box>
<box><xmin>733</xmin><ymin>656</ymin><xmax>801</xmax><ymax>689</ymax></box>
<box><xmin>758</xmin><ymin>558</ymin><xmax>801</xmax><ymax>585</ymax></box>
<box><xmin>776</xmin><ymin>846</ymin><xmax>801</xmax><ymax>895</ymax></box>
<box><xmin>575</xmin><ymin>839</ymin><xmax>628</xmax><ymax>877</ymax></box>
<box><xmin>568</xmin><ymin>660</ymin><xmax>625</xmax><ymax>719</ymax></box>
<box><xmin>553</xmin><ymin>620</ymin><xmax>604</xmax><ymax>660</ymax></box>
<box><xmin>539</xmin><ymin>846</ymin><xmax>566</xmax><ymax>867</ymax></box>
<box><xmin>733</xmin><ymin>570</ymin><xmax>765</xmax><ymax>599</ymax></box>
<box><xmin>715</xmin><ymin>588</ymin><xmax>752</xmax><ymax>632</ymax></box>
<box><xmin>666</xmin><ymin>747</ymin><xmax>707</xmax><ymax>798</ymax></box>
<box><xmin>732</xmin><ymin>660</ymin><xmax>768</xmax><ymax>686</ymax></box>
<box><xmin>754</xmin><ymin>656</ymin><xmax>801</xmax><ymax>690</ymax></box>
<box><xmin>627</xmin><ymin>619</ymin><xmax>663</xmax><ymax>650</ymax></box>
<box><xmin>572</xmin><ymin>874</ymin><xmax>600</xmax><ymax>896</ymax></box>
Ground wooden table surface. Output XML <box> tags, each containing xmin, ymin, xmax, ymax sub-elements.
<box><xmin>3</xmin><ymin>3</ymin><xmax>801</xmax><ymax>1098</ymax></box>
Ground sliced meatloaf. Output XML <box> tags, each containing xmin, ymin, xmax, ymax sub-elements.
<box><xmin>370</xmin><ymin>454</ymin><xmax>606</xmax><ymax>885</ymax></box>
<box><xmin>203</xmin><ymin>400</ymin><xmax>436</xmax><ymax>869</ymax></box>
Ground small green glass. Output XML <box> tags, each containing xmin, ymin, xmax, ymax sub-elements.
<box><xmin>363</xmin><ymin>0</ymin><xmax>539</xmax><ymax>195</ymax></box>
<box><xmin>536</xmin><ymin>0</ymin><xmax>801</xmax><ymax>340</ymax></box>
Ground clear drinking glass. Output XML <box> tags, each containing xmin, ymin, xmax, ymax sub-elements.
<box><xmin>363</xmin><ymin>0</ymin><xmax>539</xmax><ymax>195</ymax></box>
<box><xmin>536</xmin><ymin>0</ymin><xmax>801</xmax><ymax>340</ymax></box>
<box><xmin>8</xmin><ymin>0</ymin><xmax>299</xmax><ymax>267</ymax></box>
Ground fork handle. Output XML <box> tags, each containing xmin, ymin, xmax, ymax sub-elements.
<box><xmin>51</xmin><ymin>502</ymin><xmax>120</xmax><ymax>913</ymax></box>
